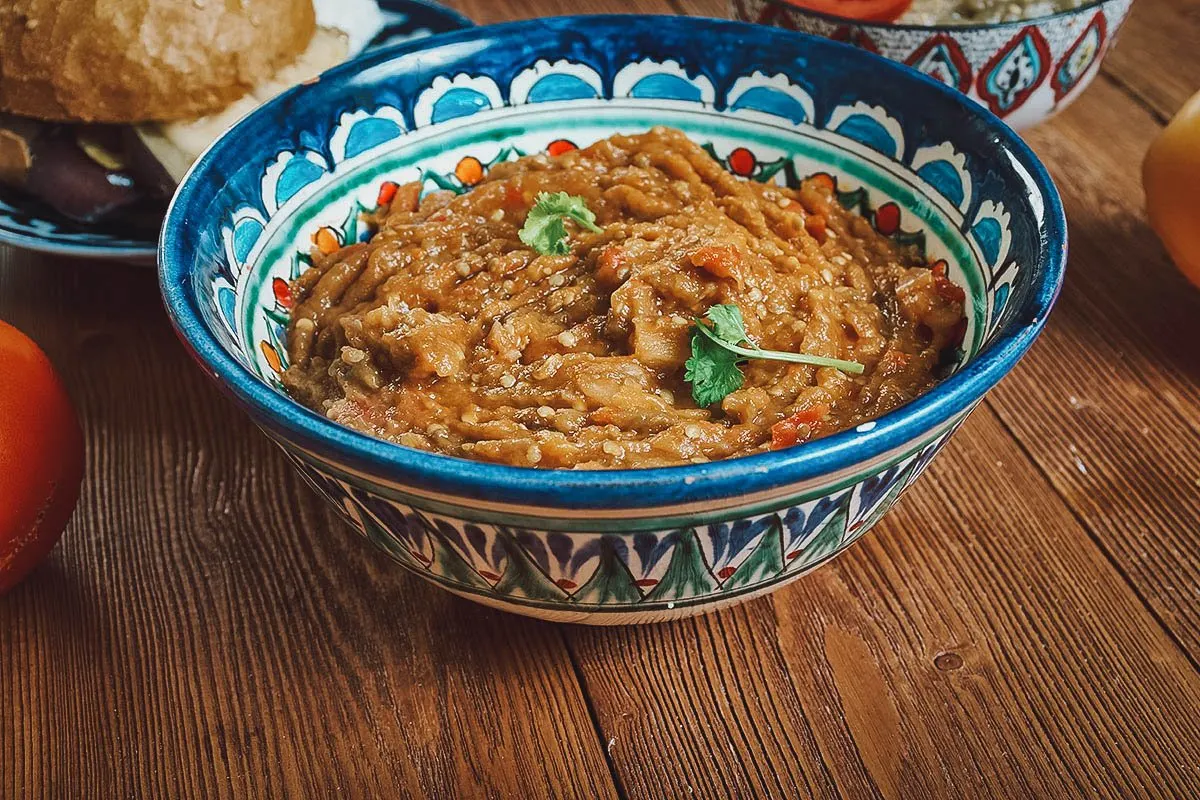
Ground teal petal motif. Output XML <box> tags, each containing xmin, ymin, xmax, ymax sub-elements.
<box><xmin>494</xmin><ymin>529</ymin><xmax>569</xmax><ymax>601</ymax></box>
<box><xmin>795</xmin><ymin>499</ymin><xmax>850</xmax><ymax>570</ymax></box>
<box><xmin>575</xmin><ymin>537</ymin><xmax>643</xmax><ymax>605</ymax></box>
<box><xmin>723</xmin><ymin>518</ymin><xmax>785</xmax><ymax>590</ymax></box>
<box><xmin>645</xmin><ymin>531</ymin><xmax>718</xmax><ymax>602</ymax></box>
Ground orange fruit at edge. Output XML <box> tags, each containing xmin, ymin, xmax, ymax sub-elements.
<box><xmin>1143</xmin><ymin>90</ymin><xmax>1200</xmax><ymax>289</ymax></box>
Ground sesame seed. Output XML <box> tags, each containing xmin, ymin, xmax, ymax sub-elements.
<box><xmin>539</xmin><ymin>355</ymin><xmax>563</xmax><ymax>379</ymax></box>
<box><xmin>747</xmin><ymin>287</ymin><xmax>763</xmax><ymax>302</ymax></box>
<box><xmin>341</xmin><ymin>346</ymin><xmax>365</xmax><ymax>364</ymax></box>
<box><xmin>502</xmin><ymin>279</ymin><xmax>515</xmax><ymax>293</ymax></box>
<box><xmin>557</xmin><ymin>330</ymin><xmax>578</xmax><ymax>348</ymax></box>
<box><xmin>690</xmin><ymin>456</ymin><xmax>709</xmax><ymax>464</ymax></box>
<box><xmin>602</xmin><ymin>441</ymin><xmax>624</xmax><ymax>457</ymax></box>
<box><xmin>821</xmin><ymin>268</ymin><xmax>835</xmax><ymax>284</ymax></box>
<box><xmin>455</xmin><ymin>262</ymin><xmax>471</xmax><ymax>277</ymax></box>
<box><xmin>526</xmin><ymin>444</ymin><xmax>542</xmax><ymax>464</ymax></box>
<box><xmin>685</xmin><ymin>424</ymin><xmax>703</xmax><ymax>439</ymax></box>
<box><xmin>499</xmin><ymin>374</ymin><xmax>516</xmax><ymax>388</ymax></box>
<box><xmin>548</xmin><ymin>273</ymin><xmax>566</xmax><ymax>287</ymax></box>
<box><xmin>756</xmin><ymin>303</ymin><xmax>768</xmax><ymax>318</ymax></box>
<box><xmin>461</xmin><ymin>408</ymin><xmax>479</xmax><ymax>424</ymax></box>
<box><xmin>537</xmin><ymin>405</ymin><xmax>556</xmax><ymax>418</ymax></box>
<box><xmin>489</xmin><ymin>208</ymin><xmax>504</xmax><ymax>222</ymax></box>
<box><xmin>777</xmin><ymin>197</ymin><xmax>791</xmax><ymax>208</ymax></box>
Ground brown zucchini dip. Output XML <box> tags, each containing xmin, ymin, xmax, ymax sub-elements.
<box><xmin>282</xmin><ymin>127</ymin><xmax>966</xmax><ymax>469</ymax></box>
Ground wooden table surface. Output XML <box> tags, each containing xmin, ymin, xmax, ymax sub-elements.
<box><xmin>4</xmin><ymin>0</ymin><xmax>1200</xmax><ymax>797</ymax></box>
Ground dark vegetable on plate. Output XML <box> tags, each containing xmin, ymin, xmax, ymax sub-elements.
<box><xmin>0</xmin><ymin>0</ymin><xmax>349</xmax><ymax>224</ymax></box>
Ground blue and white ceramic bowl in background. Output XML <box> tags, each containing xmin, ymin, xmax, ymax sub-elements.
<box><xmin>159</xmin><ymin>16</ymin><xmax>1066</xmax><ymax>624</ymax></box>
<box><xmin>0</xmin><ymin>0</ymin><xmax>471</xmax><ymax>264</ymax></box>
<box><xmin>731</xmin><ymin>0</ymin><xmax>1133</xmax><ymax>129</ymax></box>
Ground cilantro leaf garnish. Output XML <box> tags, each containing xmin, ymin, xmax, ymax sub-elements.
<box><xmin>684</xmin><ymin>332</ymin><xmax>745</xmax><ymax>408</ymax></box>
<box><xmin>684</xmin><ymin>304</ymin><xmax>865</xmax><ymax>407</ymax></box>
<box><xmin>703</xmin><ymin>303</ymin><xmax>747</xmax><ymax>344</ymax></box>
<box><xmin>518</xmin><ymin>192</ymin><xmax>603</xmax><ymax>255</ymax></box>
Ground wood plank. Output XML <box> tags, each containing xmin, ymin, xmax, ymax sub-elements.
<box><xmin>676</xmin><ymin>0</ymin><xmax>728</xmax><ymax>14</ymax></box>
<box><xmin>445</xmin><ymin>0</ymin><xmax>678</xmax><ymax>24</ymax></box>
<box><xmin>569</xmin><ymin>406</ymin><xmax>1200</xmax><ymax>798</ymax></box>
<box><xmin>567</xmin><ymin>604</ymin><xmax>843</xmax><ymax>799</ymax></box>
<box><xmin>0</xmin><ymin>251</ymin><xmax>619</xmax><ymax>800</ymax></box>
<box><xmin>1101</xmin><ymin>0</ymin><xmax>1200</xmax><ymax>120</ymax></box>
<box><xmin>992</xmin><ymin>78</ymin><xmax>1200</xmax><ymax>656</ymax></box>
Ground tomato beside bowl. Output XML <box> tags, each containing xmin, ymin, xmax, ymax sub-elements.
<box><xmin>0</xmin><ymin>320</ymin><xmax>84</xmax><ymax>593</ymax></box>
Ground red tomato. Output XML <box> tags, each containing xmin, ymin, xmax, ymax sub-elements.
<box><xmin>785</xmin><ymin>0</ymin><xmax>912</xmax><ymax>22</ymax></box>
<box><xmin>770</xmin><ymin>404</ymin><xmax>830</xmax><ymax>449</ymax></box>
<box><xmin>0</xmin><ymin>320</ymin><xmax>84</xmax><ymax>593</ymax></box>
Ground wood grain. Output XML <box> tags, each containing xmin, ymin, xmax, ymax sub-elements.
<box><xmin>0</xmin><ymin>255</ymin><xmax>619</xmax><ymax>799</ymax></box>
<box><xmin>1102</xmin><ymin>0</ymin><xmax>1200</xmax><ymax>120</ymax></box>
<box><xmin>565</xmin><ymin>603</ymin><xmax>843</xmax><ymax>799</ymax></box>
<box><xmin>445</xmin><ymin>0</ymin><xmax>683</xmax><ymax>23</ymax></box>
<box><xmin>4</xmin><ymin>1</ymin><xmax>1200</xmax><ymax>798</ymax></box>
<box><xmin>676</xmin><ymin>0</ymin><xmax>728</xmax><ymax>15</ymax></box>
<box><xmin>567</xmin><ymin>407</ymin><xmax>1200</xmax><ymax>798</ymax></box>
<box><xmin>997</xmin><ymin>77</ymin><xmax>1200</xmax><ymax>659</ymax></box>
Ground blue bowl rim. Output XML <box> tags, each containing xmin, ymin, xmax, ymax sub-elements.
<box><xmin>159</xmin><ymin>14</ymin><xmax>1067</xmax><ymax>512</ymax></box>
<box><xmin>747</xmin><ymin>0</ymin><xmax>1116</xmax><ymax>33</ymax></box>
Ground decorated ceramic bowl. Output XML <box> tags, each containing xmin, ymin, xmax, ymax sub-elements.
<box><xmin>730</xmin><ymin>0</ymin><xmax>1132</xmax><ymax>129</ymax></box>
<box><xmin>0</xmin><ymin>0</ymin><xmax>471</xmax><ymax>264</ymax></box>
<box><xmin>159</xmin><ymin>16</ymin><xmax>1066</xmax><ymax>624</ymax></box>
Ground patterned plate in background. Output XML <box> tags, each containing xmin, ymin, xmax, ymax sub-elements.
<box><xmin>0</xmin><ymin>0</ymin><xmax>472</xmax><ymax>263</ymax></box>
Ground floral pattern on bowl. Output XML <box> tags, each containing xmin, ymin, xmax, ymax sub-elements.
<box><xmin>159</xmin><ymin>16</ymin><xmax>1066</xmax><ymax>623</ymax></box>
<box><xmin>731</xmin><ymin>0</ymin><xmax>1133</xmax><ymax>129</ymax></box>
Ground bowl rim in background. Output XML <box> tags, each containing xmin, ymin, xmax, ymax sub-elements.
<box><xmin>158</xmin><ymin>15</ymin><xmax>1067</xmax><ymax>512</ymax></box>
<box><xmin>755</xmin><ymin>0</ymin><xmax>1111</xmax><ymax>32</ymax></box>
